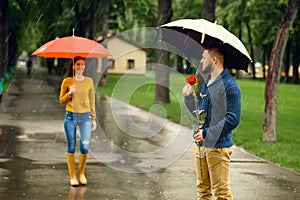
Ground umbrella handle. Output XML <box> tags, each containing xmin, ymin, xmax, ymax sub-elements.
<box><xmin>201</xmin><ymin>31</ymin><xmax>206</xmax><ymax>44</ymax></box>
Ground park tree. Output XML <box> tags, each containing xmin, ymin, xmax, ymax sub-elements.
<box><xmin>201</xmin><ymin>0</ymin><xmax>216</xmax><ymax>83</ymax></box>
<box><xmin>202</xmin><ymin>0</ymin><xmax>216</xmax><ymax>22</ymax></box>
<box><xmin>0</xmin><ymin>0</ymin><xmax>32</xmax><ymax>78</ymax></box>
<box><xmin>155</xmin><ymin>0</ymin><xmax>172</xmax><ymax>104</ymax></box>
<box><xmin>102</xmin><ymin>0</ymin><xmax>110</xmax><ymax>42</ymax></box>
<box><xmin>0</xmin><ymin>0</ymin><xmax>9</xmax><ymax>79</ymax></box>
<box><xmin>173</xmin><ymin>0</ymin><xmax>203</xmax><ymax>20</ymax></box>
<box><xmin>89</xmin><ymin>0</ymin><xmax>99</xmax><ymax>40</ymax></box>
<box><xmin>109</xmin><ymin>0</ymin><xmax>156</xmax><ymax>33</ymax></box>
<box><xmin>263</xmin><ymin>0</ymin><xmax>299</xmax><ymax>142</ymax></box>
<box><xmin>172</xmin><ymin>0</ymin><xmax>203</xmax><ymax>74</ymax></box>
<box><xmin>287</xmin><ymin>10</ymin><xmax>300</xmax><ymax>84</ymax></box>
<box><xmin>100</xmin><ymin>0</ymin><xmax>110</xmax><ymax>87</ymax></box>
<box><xmin>250</xmin><ymin>0</ymin><xmax>287</xmax><ymax>79</ymax></box>
<box><xmin>217</xmin><ymin>0</ymin><xmax>256</xmax><ymax>78</ymax></box>
<box><xmin>73</xmin><ymin>0</ymin><xmax>90</xmax><ymax>37</ymax></box>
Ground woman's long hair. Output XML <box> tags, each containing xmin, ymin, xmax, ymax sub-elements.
<box><xmin>65</xmin><ymin>56</ymin><xmax>85</xmax><ymax>77</ymax></box>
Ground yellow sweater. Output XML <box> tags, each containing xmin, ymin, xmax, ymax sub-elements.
<box><xmin>59</xmin><ymin>76</ymin><xmax>96</xmax><ymax>120</ymax></box>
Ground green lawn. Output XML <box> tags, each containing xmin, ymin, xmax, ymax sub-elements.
<box><xmin>98</xmin><ymin>73</ymin><xmax>300</xmax><ymax>173</ymax></box>
<box><xmin>234</xmin><ymin>79</ymin><xmax>300</xmax><ymax>172</ymax></box>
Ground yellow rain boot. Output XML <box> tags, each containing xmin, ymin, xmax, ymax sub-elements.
<box><xmin>78</xmin><ymin>153</ymin><xmax>88</xmax><ymax>185</ymax></box>
<box><xmin>66</xmin><ymin>152</ymin><xmax>79</xmax><ymax>187</ymax></box>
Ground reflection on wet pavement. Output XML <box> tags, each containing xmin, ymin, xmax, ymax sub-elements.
<box><xmin>1</xmin><ymin>67</ymin><xmax>300</xmax><ymax>200</ymax></box>
<box><xmin>0</xmin><ymin>67</ymin><xmax>196</xmax><ymax>199</ymax></box>
<box><xmin>67</xmin><ymin>186</ymin><xmax>87</xmax><ymax>200</ymax></box>
<box><xmin>92</xmin><ymin>94</ymin><xmax>192</xmax><ymax>173</ymax></box>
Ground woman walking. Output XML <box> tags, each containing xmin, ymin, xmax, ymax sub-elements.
<box><xmin>59</xmin><ymin>56</ymin><xmax>97</xmax><ymax>186</ymax></box>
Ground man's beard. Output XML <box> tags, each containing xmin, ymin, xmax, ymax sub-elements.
<box><xmin>201</xmin><ymin>63</ymin><xmax>212</xmax><ymax>75</ymax></box>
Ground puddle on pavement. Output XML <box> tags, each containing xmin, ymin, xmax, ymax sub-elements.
<box><xmin>96</xmin><ymin>96</ymin><xmax>175</xmax><ymax>153</ymax></box>
<box><xmin>91</xmin><ymin>94</ymin><xmax>192</xmax><ymax>173</ymax></box>
<box><xmin>0</xmin><ymin>125</ymin><xmax>23</xmax><ymax>157</ymax></box>
<box><xmin>96</xmin><ymin>94</ymin><xmax>184</xmax><ymax>150</ymax></box>
<box><xmin>0</xmin><ymin>125</ymin><xmax>32</xmax><ymax>198</ymax></box>
<box><xmin>242</xmin><ymin>171</ymin><xmax>300</xmax><ymax>196</ymax></box>
<box><xmin>0</xmin><ymin>125</ymin><xmax>69</xmax><ymax>199</ymax></box>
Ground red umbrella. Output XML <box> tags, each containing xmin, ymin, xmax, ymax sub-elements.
<box><xmin>32</xmin><ymin>36</ymin><xmax>112</xmax><ymax>58</ymax></box>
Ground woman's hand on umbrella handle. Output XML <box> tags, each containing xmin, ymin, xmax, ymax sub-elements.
<box><xmin>69</xmin><ymin>85</ymin><xmax>76</xmax><ymax>94</ymax></box>
<box><xmin>92</xmin><ymin>120</ymin><xmax>97</xmax><ymax>131</ymax></box>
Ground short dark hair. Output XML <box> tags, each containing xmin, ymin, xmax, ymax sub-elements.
<box><xmin>207</xmin><ymin>47</ymin><xmax>224</xmax><ymax>64</ymax></box>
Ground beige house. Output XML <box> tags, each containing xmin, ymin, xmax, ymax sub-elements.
<box><xmin>98</xmin><ymin>35</ymin><xmax>147</xmax><ymax>75</ymax></box>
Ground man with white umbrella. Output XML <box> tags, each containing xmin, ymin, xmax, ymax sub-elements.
<box><xmin>183</xmin><ymin>46</ymin><xmax>241</xmax><ymax>200</ymax></box>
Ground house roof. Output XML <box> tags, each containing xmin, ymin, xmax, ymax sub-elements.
<box><xmin>97</xmin><ymin>34</ymin><xmax>149</xmax><ymax>51</ymax></box>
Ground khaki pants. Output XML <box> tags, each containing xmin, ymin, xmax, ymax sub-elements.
<box><xmin>195</xmin><ymin>145</ymin><xmax>233</xmax><ymax>200</ymax></box>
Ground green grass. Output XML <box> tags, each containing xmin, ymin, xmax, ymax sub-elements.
<box><xmin>234</xmin><ymin>80</ymin><xmax>300</xmax><ymax>172</ymax></box>
<box><xmin>98</xmin><ymin>73</ymin><xmax>300</xmax><ymax>173</ymax></box>
<box><xmin>98</xmin><ymin>72</ymin><xmax>195</xmax><ymax>126</ymax></box>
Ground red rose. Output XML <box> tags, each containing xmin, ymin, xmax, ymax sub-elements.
<box><xmin>186</xmin><ymin>74</ymin><xmax>197</xmax><ymax>85</ymax></box>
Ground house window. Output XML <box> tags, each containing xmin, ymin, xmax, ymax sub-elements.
<box><xmin>108</xmin><ymin>59</ymin><xmax>115</xmax><ymax>69</ymax></box>
<box><xmin>127</xmin><ymin>59</ymin><xmax>135</xmax><ymax>69</ymax></box>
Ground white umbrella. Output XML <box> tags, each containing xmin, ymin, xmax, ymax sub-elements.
<box><xmin>159</xmin><ymin>19</ymin><xmax>252</xmax><ymax>72</ymax></box>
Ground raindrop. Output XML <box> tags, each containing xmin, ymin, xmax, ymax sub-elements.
<box><xmin>36</xmin><ymin>13</ymin><xmax>43</xmax><ymax>25</ymax></box>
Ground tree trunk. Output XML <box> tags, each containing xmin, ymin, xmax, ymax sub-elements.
<box><xmin>177</xmin><ymin>55</ymin><xmax>183</xmax><ymax>73</ymax></box>
<box><xmin>155</xmin><ymin>0</ymin><xmax>172</xmax><ymax>104</ymax></box>
<box><xmin>8</xmin><ymin>31</ymin><xmax>18</xmax><ymax>67</ymax></box>
<box><xmin>292</xmin><ymin>43</ymin><xmax>300</xmax><ymax>84</ymax></box>
<box><xmin>89</xmin><ymin>0</ymin><xmax>99</xmax><ymax>40</ymax></box>
<box><xmin>100</xmin><ymin>0</ymin><xmax>110</xmax><ymax>87</ymax></box>
<box><xmin>246</xmin><ymin>23</ymin><xmax>256</xmax><ymax>79</ymax></box>
<box><xmin>102</xmin><ymin>0</ymin><xmax>109</xmax><ymax>39</ymax></box>
<box><xmin>0</xmin><ymin>0</ymin><xmax>9</xmax><ymax>79</ymax></box>
<box><xmin>86</xmin><ymin>0</ymin><xmax>99</xmax><ymax>86</ymax></box>
<box><xmin>262</xmin><ymin>47</ymin><xmax>266</xmax><ymax>79</ymax></box>
<box><xmin>155</xmin><ymin>51</ymin><xmax>171</xmax><ymax>104</ymax></box>
<box><xmin>283</xmin><ymin>41</ymin><xmax>291</xmax><ymax>83</ymax></box>
<box><xmin>263</xmin><ymin>0</ymin><xmax>299</xmax><ymax>142</ymax></box>
<box><xmin>262</xmin><ymin>47</ymin><xmax>272</xmax><ymax>79</ymax></box>
<box><xmin>202</xmin><ymin>0</ymin><xmax>216</xmax><ymax>22</ymax></box>
<box><xmin>74</xmin><ymin>1</ymin><xmax>86</xmax><ymax>37</ymax></box>
<box><xmin>200</xmin><ymin>0</ymin><xmax>216</xmax><ymax>83</ymax></box>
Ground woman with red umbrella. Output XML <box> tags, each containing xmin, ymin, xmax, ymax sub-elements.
<box><xmin>59</xmin><ymin>56</ymin><xmax>97</xmax><ymax>186</ymax></box>
<box><xmin>32</xmin><ymin>34</ymin><xmax>111</xmax><ymax>187</ymax></box>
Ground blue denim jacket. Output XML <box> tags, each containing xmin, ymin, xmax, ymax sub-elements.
<box><xmin>184</xmin><ymin>69</ymin><xmax>241</xmax><ymax>148</ymax></box>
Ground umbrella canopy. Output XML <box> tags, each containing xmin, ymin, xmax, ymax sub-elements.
<box><xmin>32</xmin><ymin>36</ymin><xmax>112</xmax><ymax>58</ymax></box>
<box><xmin>159</xmin><ymin>19</ymin><xmax>252</xmax><ymax>71</ymax></box>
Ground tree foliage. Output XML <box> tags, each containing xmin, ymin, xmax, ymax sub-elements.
<box><xmin>1</xmin><ymin>0</ymin><xmax>299</xmax><ymax>71</ymax></box>
<box><xmin>0</xmin><ymin>0</ymin><xmax>299</xmax><ymax>98</ymax></box>
<box><xmin>173</xmin><ymin>0</ymin><xmax>203</xmax><ymax>20</ymax></box>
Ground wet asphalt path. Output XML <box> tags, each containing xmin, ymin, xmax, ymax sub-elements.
<box><xmin>0</xmin><ymin>65</ymin><xmax>300</xmax><ymax>200</ymax></box>
<box><xmin>0</xmin><ymin>66</ymin><xmax>196</xmax><ymax>200</ymax></box>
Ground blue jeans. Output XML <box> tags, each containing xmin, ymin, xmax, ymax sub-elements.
<box><xmin>64</xmin><ymin>111</ymin><xmax>92</xmax><ymax>154</ymax></box>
